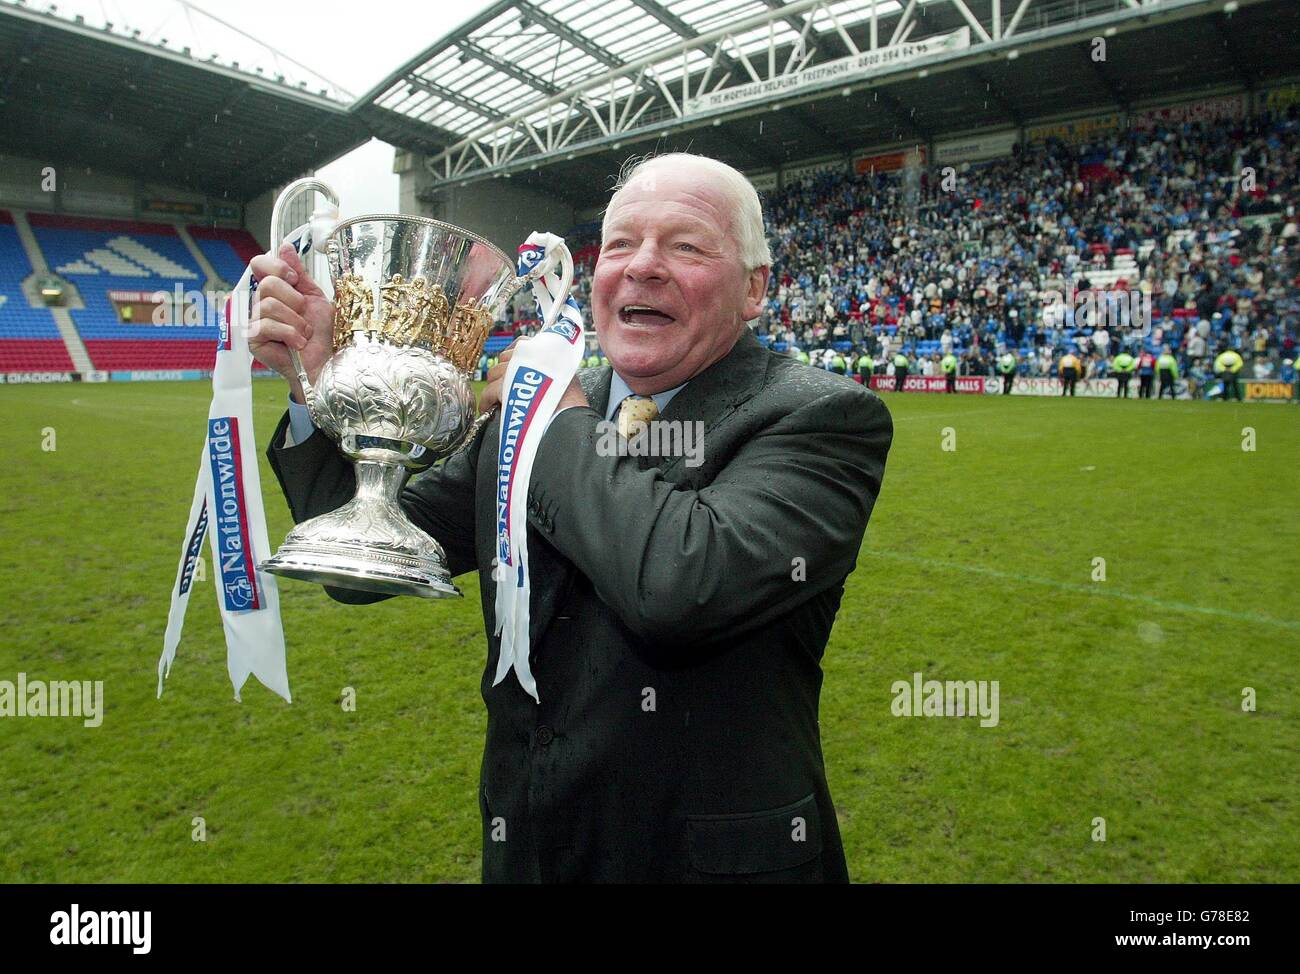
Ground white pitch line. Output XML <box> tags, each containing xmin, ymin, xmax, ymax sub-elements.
<box><xmin>888</xmin><ymin>405</ymin><xmax>1008</xmax><ymax>423</ymax></box>
<box><xmin>864</xmin><ymin>549</ymin><xmax>1300</xmax><ymax>632</ymax></box>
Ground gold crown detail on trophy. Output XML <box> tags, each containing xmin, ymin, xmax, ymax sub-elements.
<box><xmin>331</xmin><ymin>272</ymin><xmax>493</xmax><ymax>372</ymax></box>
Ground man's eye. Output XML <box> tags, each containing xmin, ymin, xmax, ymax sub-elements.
<box><xmin>676</xmin><ymin>243</ymin><xmax>700</xmax><ymax>253</ymax></box>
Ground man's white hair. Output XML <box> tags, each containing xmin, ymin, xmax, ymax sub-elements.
<box><xmin>603</xmin><ymin>152</ymin><xmax>772</xmax><ymax>270</ymax></box>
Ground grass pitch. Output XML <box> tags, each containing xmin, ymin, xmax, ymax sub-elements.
<box><xmin>0</xmin><ymin>379</ymin><xmax>1296</xmax><ymax>882</ymax></box>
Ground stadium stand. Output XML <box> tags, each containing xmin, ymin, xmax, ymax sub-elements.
<box><xmin>28</xmin><ymin>213</ymin><xmax>217</xmax><ymax>372</ymax></box>
<box><xmin>187</xmin><ymin>225</ymin><xmax>263</xmax><ymax>285</ymax></box>
<box><xmin>760</xmin><ymin>112</ymin><xmax>1300</xmax><ymax>384</ymax></box>
<box><xmin>0</xmin><ymin>209</ymin><xmax>74</xmax><ymax>373</ymax></box>
<box><xmin>7</xmin><ymin>115</ymin><xmax>1295</xmax><ymax>389</ymax></box>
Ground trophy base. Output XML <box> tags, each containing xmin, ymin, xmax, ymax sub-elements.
<box><xmin>263</xmin><ymin>545</ymin><xmax>461</xmax><ymax>600</ymax></box>
<box><xmin>262</xmin><ymin>472</ymin><xmax>462</xmax><ymax>600</ymax></box>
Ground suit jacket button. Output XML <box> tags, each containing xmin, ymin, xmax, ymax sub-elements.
<box><xmin>535</xmin><ymin>725</ymin><xmax>554</xmax><ymax>746</ymax></box>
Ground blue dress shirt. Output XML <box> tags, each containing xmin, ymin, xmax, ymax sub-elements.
<box><xmin>286</xmin><ymin>371</ymin><xmax>688</xmax><ymax>446</ymax></box>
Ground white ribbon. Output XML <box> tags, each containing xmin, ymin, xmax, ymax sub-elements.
<box><xmin>157</xmin><ymin>228</ymin><xmax>304</xmax><ymax>703</ymax></box>
<box><xmin>492</xmin><ymin>232</ymin><xmax>585</xmax><ymax>703</ymax></box>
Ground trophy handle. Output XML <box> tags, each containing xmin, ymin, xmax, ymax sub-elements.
<box><xmin>267</xmin><ymin>177</ymin><xmax>340</xmax><ymax>413</ymax></box>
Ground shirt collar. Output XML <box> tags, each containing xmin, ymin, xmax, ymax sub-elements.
<box><xmin>605</xmin><ymin>371</ymin><xmax>688</xmax><ymax>422</ymax></box>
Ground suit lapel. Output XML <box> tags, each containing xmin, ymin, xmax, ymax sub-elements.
<box><xmin>653</xmin><ymin>328</ymin><xmax>771</xmax><ymax>477</ymax></box>
<box><xmin>581</xmin><ymin>365</ymin><xmax>613</xmax><ymax>418</ymax></box>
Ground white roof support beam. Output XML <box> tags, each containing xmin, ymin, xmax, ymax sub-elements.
<box><xmin>890</xmin><ymin>0</ymin><xmax>918</xmax><ymax>46</ymax></box>
<box><xmin>1005</xmin><ymin>0</ymin><xmax>1034</xmax><ymax>37</ymax></box>
<box><xmin>947</xmin><ymin>0</ymin><xmax>995</xmax><ymax>45</ymax></box>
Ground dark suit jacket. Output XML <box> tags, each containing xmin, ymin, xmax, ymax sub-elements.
<box><xmin>267</xmin><ymin>328</ymin><xmax>893</xmax><ymax>883</ymax></box>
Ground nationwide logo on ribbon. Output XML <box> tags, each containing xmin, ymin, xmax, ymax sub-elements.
<box><xmin>516</xmin><ymin>243</ymin><xmax>547</xmax><ymax>277</ymax></box>
<box><xmin>206</xmin><ymin>416</ymin><xmax>261</xmax><ymax>611</ymax></box>
<box><xmin>544</xmin><ymin>296</ymin><xmax>583</xmax><ymax>345</ymax></box>
<box><xmin>495</xmin><ymin>368</ymin><xmax>552</xmax><ymax>568</ymax></box>
<box><xmin>161</xmin><ymin>212</ymin><xmax>309</xmax><ymax>704</ymax></box>
<box><xmin>490</xmin><ymin>231</ymin><xmax>582</xmax><ymax>704</ymax></box>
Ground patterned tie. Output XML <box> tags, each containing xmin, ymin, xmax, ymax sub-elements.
<box><xmin>616</xmin><ymin>394</ymin><xmax>660</xmax><ymax>440</ymax></box>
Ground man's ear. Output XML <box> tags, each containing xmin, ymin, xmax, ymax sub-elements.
<box><xmin>743</xmin><ymin>265</ymin><xmax>771</xmax><ymax>321</ymax></box>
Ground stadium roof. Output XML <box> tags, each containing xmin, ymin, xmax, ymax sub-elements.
<box><xmin>357</xmin><ymin>0</ymin><xmax>919</xmax><ymax>145</ymax></box>
<box><xmin>355</xmin><ymin>0</ymin><xmax>1300</xmax><ymax>208</ymax></box>
<box><xmin>355</xmin><ymin>0</ymin><xmax>936</xmax><ymax>155</ymax></box>
<box><xmin>0</xmin><ymin>0</ymin><xmax>369</xmax><ymax>201</ymax></box>
<box><xmin>1</xmin><ymin>0</ymin><xmax>1296</xmax><ymax>210</ymax></box>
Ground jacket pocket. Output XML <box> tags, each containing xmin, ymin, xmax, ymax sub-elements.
<box><xmin>686</xmin><ymin>792</ymin><xmax>822</xmax><ymax>876</ymax></box>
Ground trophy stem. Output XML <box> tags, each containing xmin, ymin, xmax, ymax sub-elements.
<box><xmin>261</xmin><ymin>457</ymin><xmax>461</xmax><ymax>599</ymax></box>
<box><xmin>355</xmin><ymin>457</ymin><xmax>410</xmax><ymax>505</ymax></box>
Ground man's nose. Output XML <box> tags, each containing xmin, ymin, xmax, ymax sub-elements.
<box><xmin>623</xmin><ymin>241</ymin><xmax>667</xmax><ymax>281</ymax></box>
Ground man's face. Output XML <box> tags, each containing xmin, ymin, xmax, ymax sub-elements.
<box><xmin>592</xmin><ymin>165</ymin><xmax>769</xmax><ymax>393</ymax></box>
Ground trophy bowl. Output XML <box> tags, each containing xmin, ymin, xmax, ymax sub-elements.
<box><xmin>261</xmin><ymin>214</ymin><xmax>524</xmax><ymax>599</ymax></box>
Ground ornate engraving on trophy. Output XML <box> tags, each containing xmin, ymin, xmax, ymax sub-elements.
<box><xmin>330</xmin><ymin>270</ymin><xmax>491</xmax><ymax>372</ymax></box>
<box><xmin>333</xmin><ymin>273</ymin><xmax>376</xmax><ymax>346</ymax></box>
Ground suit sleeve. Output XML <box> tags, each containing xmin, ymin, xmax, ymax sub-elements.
<box><xmin>524</xmin><ymin>387</ymin><xmax>893</xmax><ymax>653</ymax></box>
<box><xmin>265</xmin><ymin>409</ymin><xmax>481</xmax><ymax>605</ymax></box>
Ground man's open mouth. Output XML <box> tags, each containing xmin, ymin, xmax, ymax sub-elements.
<box><xmin>619</xmin><ymin>304</ymin><xmax>676</xmax><ymax>326</ymax></box>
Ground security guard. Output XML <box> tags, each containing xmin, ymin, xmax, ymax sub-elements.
<box><xmin>997</xmin><ymin>349</ymin><xmax>1017</xmax><ymax>395</ymax></box>
<box><xmin>941</xmin><ymin>350</ymin><xmax>959</xmax><ymax>393</ymax></box>
<box><xmin>1059</xmin><ymin>349</ymin><xmax>1082</xmax><ymax>397</ymax></box>
<box><xmin>796</xmin><ymin>347</ymin><xmax>811</xmax><ymax>365</ymax></box>
<box><xmin>893</xmin><ymin>350</ymin><xmax>910</xmax><ymax>392</ymax></box>
<box><xmin>830</xmin><ymin>350</ymin><xmax>848</xmax><ymax>375</ymax></box>
<box><xmin>1214</xmin><ymin>347</ymin><xmax>1245</xmax><ymax>401</ymax></box>
<box><xmin>1156</xmin><ymin>345</ymin><xmax>1180</xmax><ymax>400</ymax></box>
<box><xmin>1111</xmin><ymin>349</ymin><xmax>1136</xmax><ymax>398</ymax></box>
<box><xmin>855</xmin><ymin>351</ymin><xmax>873</xmax><ymax>385</ymax></box>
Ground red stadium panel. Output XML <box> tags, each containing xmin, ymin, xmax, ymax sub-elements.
<box><xmin>83</xmin><ymin>340</ymin><xmax>217</xmax><ymax>370</ymax></box>
<box><xmin>0</xmin><ymin>339</ymin><xmax>76</xmax><ymax>372</ymax></box>
<box><xmin>25</xmin><ymin>212</ymin><xmax>180</xmax><ymax>236</ymax></box>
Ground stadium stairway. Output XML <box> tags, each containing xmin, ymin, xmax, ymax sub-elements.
<box><xmin>1082</xmin><ymin>248</ymin><xmax>1140</xmax><ymax>291</ymax></box>
<box><xmin>186</xmin><ymin>226</ymin><xmax>262</xmax><ymax>285</ymax></box>
<box><xmin>47</xmin><ymin>306</ymin><xmax>95</xmax><ymax>373</ymax></box>
<box><xmin>175</xmin><ymin>225</ymin><xmax>224</xmax><ymax>287</ymax></box>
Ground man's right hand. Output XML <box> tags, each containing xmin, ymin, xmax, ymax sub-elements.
<box><xmin>248</xmin><ymin>243</ymin><xmax>335</xmax><ymax>403</ymax></box>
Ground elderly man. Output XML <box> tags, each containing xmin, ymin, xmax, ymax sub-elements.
<box><xmin>248</xmin><ymin>153</ymin><xmax>893</xmax><ymax>883</ymax></box>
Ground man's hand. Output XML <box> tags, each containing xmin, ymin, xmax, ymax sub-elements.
<box><xmin>480</xmin><ymin>340</ymin><xmax>589</xmax><ymax>415</ymax></box>
<box><xmin>248</xmin><ymin>243</ymin><xmax>335</xmax><ymax>403</ymax></box>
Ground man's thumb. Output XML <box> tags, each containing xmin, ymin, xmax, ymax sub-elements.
<box><xmin>278</xmin><ymin>243</ymin><xmax>322</xmax><ymax>295</ymax></box>
<box><xmin>278</xmin><ymin>242</ymin><xmax>306</xmax><ymax>275</ymax></box>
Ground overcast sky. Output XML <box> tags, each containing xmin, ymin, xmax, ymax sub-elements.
<box><xmin>49</xmin><ymin>0</ymin><xmax>502</xmax><ymax>215</ymax></box>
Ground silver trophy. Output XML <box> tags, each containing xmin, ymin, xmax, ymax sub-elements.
<box><xmin>260</xmin><ymin>178</ymin><xmax>573</xmax><ymax>599</ymax></box>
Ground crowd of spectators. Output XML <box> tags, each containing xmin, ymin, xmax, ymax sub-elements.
<box><xmin>498</xmin><ymin>110</ymin><xmax>1298</xmax><ymax>395</ymax></box>
<box><xmin>758</xmin><ymin>110</ymin><xmax>1299</xmax><ymax>387</ymax></box>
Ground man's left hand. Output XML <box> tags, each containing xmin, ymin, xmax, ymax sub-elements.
<box><xmin>480</xmin><ymin>340</ymin><xmax>589</xmax><ymax>415</ymax></box>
